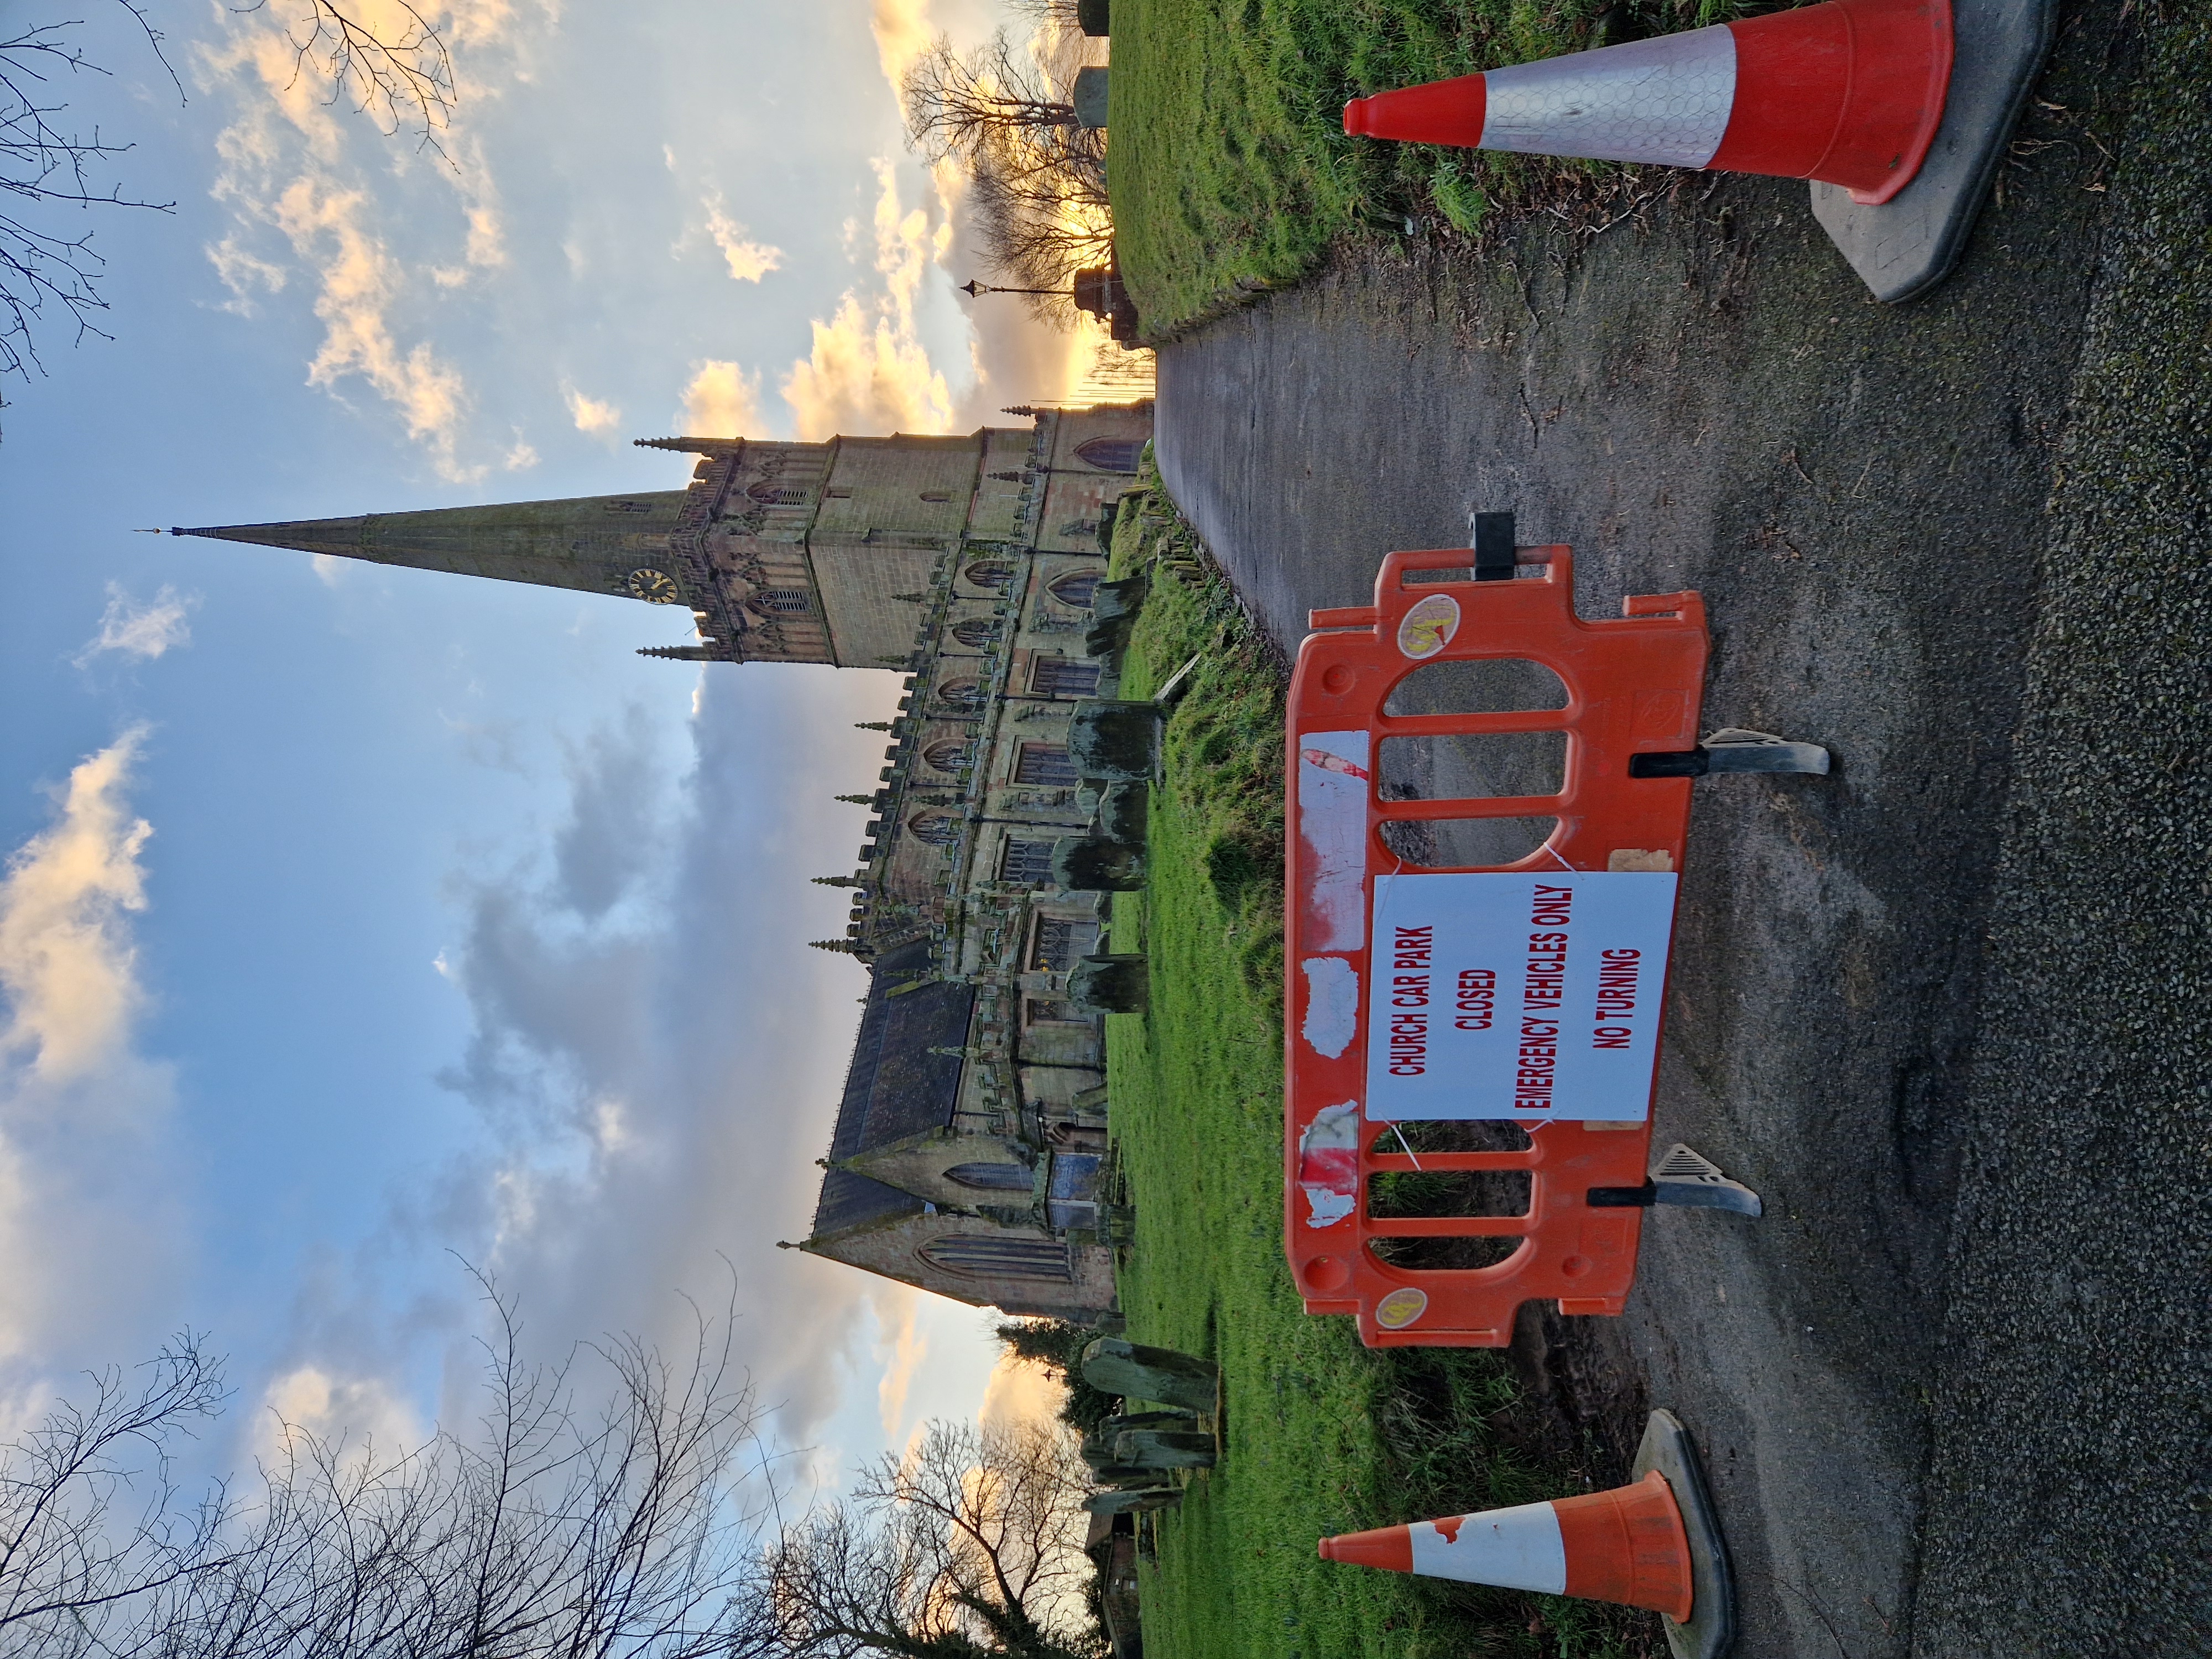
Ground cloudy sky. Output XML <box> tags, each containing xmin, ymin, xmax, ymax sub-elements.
<box><xmin>0</xmin><ymin>0</ymin><xmax>1103</xmax><ymax>1491</ymax></box>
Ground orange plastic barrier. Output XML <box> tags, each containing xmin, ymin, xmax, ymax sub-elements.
<box><xmin>1283</xmin><ymin>544</ymin><xmax>1709</xmax><ymax>1347</ymax></box>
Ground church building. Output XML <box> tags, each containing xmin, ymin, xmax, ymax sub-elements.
<box><xmin>175</xmin><ymin>401</ymin><xmax>1154</xmax><ymax>1328</ymax></box>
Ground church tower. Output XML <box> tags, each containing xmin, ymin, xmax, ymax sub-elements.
<box><xmin>174</xmin><ymin>426</ymin><xmax>1043</xmax><ymax>669</ymax></box>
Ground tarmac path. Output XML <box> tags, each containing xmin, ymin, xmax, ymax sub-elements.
<box><xmin>1148</xmin><ymin>5</ymin><xmax>2206</xmax><ymax>1653</ymax></box>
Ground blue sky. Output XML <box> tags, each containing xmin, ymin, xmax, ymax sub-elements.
<box><xmin>0</xmin><ymin>0</ymin><xmax>1105</xmax><ymax>1483</ymax></box>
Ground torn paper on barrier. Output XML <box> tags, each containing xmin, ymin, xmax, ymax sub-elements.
<box><xmin>1298</xmin><ymin>733</ymin><xmax>1370</xmax><ymax>951</ymax></box>
<box><xmin>1296</xmin><ymin>1102</ymin><xmax>1361</xmax><ymax>1228</ymax></box>
<box><xmin>1301</xmin><ymin>957</ymin><xmax>1359</xmax><ymax>1059</ymax></box>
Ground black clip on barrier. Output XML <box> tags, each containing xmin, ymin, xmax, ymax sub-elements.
<box><xmin>1473</xmin><ymin>510</ymin><xmax>1517</xmax><ymax>581</ymax></box>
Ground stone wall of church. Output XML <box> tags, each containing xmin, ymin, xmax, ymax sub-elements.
<box><xmin>801</xmin><ymin>400</ymin><xmax>1154</xmax><ymax>1326</ymax></box>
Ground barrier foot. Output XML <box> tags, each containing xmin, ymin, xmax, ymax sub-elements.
<box><xmin>1630</xmin><ymin>730</ymin><xmax>1830</xmax><ymax>778</ymax></box>
<box><xmin>1587</xmin><ymin>1145</ymin><xmax>1764</xmax><ymax>1217</ymax></box>
<box><xmin>1634</xmin><ymin>1411</ymin><xmax>1736</xmax><ymax>1659</ymax></box>
<box><xmin>1652</xmin><ymin>1144</ymin><xmax>1763</xmax><ymax>1215</ymax></box>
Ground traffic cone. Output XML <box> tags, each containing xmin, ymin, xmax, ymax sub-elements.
<box><xmin>1343</xmin><ymin>0</ymin><xmax>1952</xmax><ymax>206</ymax></box>
<box><xmin>1317</xmin><ymin>1469</ymin><xmax>1693</xmax><ymax>1619</ymax></box>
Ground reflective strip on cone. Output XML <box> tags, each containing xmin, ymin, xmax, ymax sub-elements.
<box><xmin>1481</xmin><ymin>27</ymin><xmax>1738</xmax><ymax>169</ymax></box>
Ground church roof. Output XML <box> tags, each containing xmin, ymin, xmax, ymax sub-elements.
<box><xmin>171</xmin><ymin>493</ymin><xmax>692</xmax><ymax>597</ymax></box>
<box><xmin>810</xmin><ymin>937</ymin><xmax>976</xmax><ymax>1238</ymax></box>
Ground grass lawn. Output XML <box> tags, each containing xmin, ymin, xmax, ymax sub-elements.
<box><xmin>1107</xmin><ymin>0</ymin><xmax>1730</xmax><ymax>337</ymax></box>
<box><xmin>1102</xmin><ymin>473</ymin><xmax>1658</xmax><ymax>1659</ymax></box>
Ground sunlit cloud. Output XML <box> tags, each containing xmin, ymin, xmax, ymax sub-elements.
<box><xmin>205</xmin><ymin>235</ymin><xmax>289</xmax><ymax>315</ymax></box>
<box><xmin>0</xmin><ymin>731</ymin><xmax>184</xmax><ymax>1365</ymax></box>
<box><xmin>874</xmin><ymin>1289</ymin><xmax>927</xmax><ymax>1438</ymax></box>
<box><xmin>978</xmin><ymin>1347</ymin><xmax>1066</xmax><ymax>1430</ymax></box>
<box><xmin>196</xmin><ymin>3</ymin><xmax>537</xmax><ymax>481</ymax></box>
<box><xmin>702</xmin><ymin>197</ymin><xmax>784</xmax><ymax>285</ymax></box>
<box><xmin>868</xmin><ymin>0</ymin><xmax>936</xmax><ymax>105</ymax></box>
<box><xmin>75</xmin><ymin>585</ymin><xmax>199</xmax><ymax>667</ymax></box>
<box><xmin>565</xmin><ymin>385</ymin><xmax>624</xmax><ymax>436</ymax></box>
<box><xmin>0</xmin><ymin>732</ymin><xmax>154</xmax><ymax>1082</ymax></box>
<box><xmin>680</xmin><ymin>360</ymin><xmax>764</xmax><ymax>439</ymax></box>
<box><xmin>269</xmin><ymin>177</ymin><xmax>478</xmax><ymax>480</ymax></box>
<box><xmin>780</xmin><ymin>160</ymin><xmax>954</xmax><ymax>440</ymax></box>
<box><xmin>258</xmin><ymin>1364</ymin><xmax>424</xmax><ymax>1464</ymax></box>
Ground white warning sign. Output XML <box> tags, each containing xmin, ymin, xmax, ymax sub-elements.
<box><xmin>1363</xmin><ymin>871</ymin><xmax>1679</xmax><ymax>1123</ymax></box>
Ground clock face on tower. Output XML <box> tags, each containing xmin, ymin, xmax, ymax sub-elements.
<box><xmin>626</xmin><ymin>568</ymin><xmax>681</xmax><ymax>604</ymax></box>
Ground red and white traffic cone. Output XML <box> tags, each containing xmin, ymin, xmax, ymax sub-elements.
<box><xmin>1317</xmin><ymin>1470</ymin><xmax>1693</xmax><ymax>1619</ymax></box>
<box><xmin>1343</xmin><ymin>0</ymin><xmax>1953</xmax><ymax>206</ymax></box>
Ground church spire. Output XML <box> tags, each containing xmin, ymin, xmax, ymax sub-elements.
<box><xmin>171</xmin><ymin>492</ymin><xmax>697</xmax><ymax>603</ymax></box>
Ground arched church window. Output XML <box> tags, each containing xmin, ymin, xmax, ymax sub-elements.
<box><xmin>756</xmin><ymin>588</ymin><xmax>811</xmax><ymax>613</ymax></box>
<box><xmin>907</xmin><ymin>812</ymin><xmax>961</xmax><ymax>846</ymax></box>
<box><xmin>748</xmin><ymin>482</ymin><xmax>808</xmax><ymax>505</ymax></box>
<box><xmin>1073</xmin><ymin>436</ymin><xmax>1144</xmax><ymax>473</ymax></box>
<box><xmin>922</xmin><ymin>739</ymin><xmax>969</xmax><ymax>774</ymax></box>
<box><xmin>951</xmin><ymin>617</ymin><xmax>1000</xmax><ymax>649</ymax></box>
<box><xmin>919</xmin><ymin>1235</ymin><xmax>1072</xmax><ymax>1281</ymax></box>
<box><xmin>964</xmin><ymin>561</ymin><xmax>1015</xmax><ymax>592</ymax></box>
<box><xmin>936</xmin><ymin>679</ymin><xmax>983</xmax><ymax>709</ymax></box>
<box><xmin>1048</xmin><ymin>571</ymin><xmax>1099</xmax><ymax>608</ymax></box>
<box><xmin>943</xmin><ymin>1162</ymin><xmax>1034</xmax><ymax>1192</ymax></box>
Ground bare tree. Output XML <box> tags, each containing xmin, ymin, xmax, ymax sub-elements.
<box><xmin>0</xmin><ymin>1281</ymin><xmax>785</xmax><ymax>1659</ymax></box>
<box><xmin>767</xmin><ymin>1419</ymin><xmax>1104</xmax><ymax>1659</ymax></box>
<box><xmin>0</xmin><ymin>1334</ymin><xmax>241</xmax><ymax>1659</ymax></box>
<box><xmin>1</xmin><ymin>2</ymin><xmax>453</xmax><ymax>415</ymax></box>
<box><xmin>901</xmin><ymin>30</ymin><xmax>1113</xmax><ymax>325</ymax></box>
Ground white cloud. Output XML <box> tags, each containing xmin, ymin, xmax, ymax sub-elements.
<box><xmin>0</xmin><ymin>732</ymin><xmax>154</xmax><ymax>1082</ymax></box>
<box><xmin>196</xmin><ymin>4</ymin><xmax>537</xmax><ymax>481</ymax></box>
<box><xmin>565</xmin><ymin>385</ymin><xmax>623</xmax><ymax>437</ymax></box>
<box><xmin>781</xmin><ymin>160</ymin><xmax>954</xmax><ymax>440</ymax></box>
<box><xmin>703</xmin><ymin>197</ymin><xmax>783</xmax><ymax>285</ymax></box>
<box><xmin>874</xmin><ymin>1288</ymin><xmax>927</xmax><ymax>1438</ymax></box>
<box><xmin>206</xmin><ymin>236</ymin><xmax>289</xmax><ymax>315</ymax></box>
<box><xmin>978</xmin><ymin>1348</ymin><xmax>1067</xmax><ymax>1430</ymax></box>
<box><xmin>75</xmin><ymin>585</ymin><xmax>199</xmax><ymax>666</ymax></box>
<box><xmin>869</xmin><ymin>0</ymin><xmax>936</xmax><ymax>103</ymax></box>
<box><xmin>258</xmin><ymin>1364</ymin><xmax>424</xmax><ymax>1464</ymax></box>
<box><xmin>269</xmin><ymin>176</ymin><xmax>479</xmax><ymax>481</ymax></box>
<box><xmin>0</xmin><ymin>732</ymin><xmax>184</xmax><ymax>1366</ymax></box>
<box><xmin>679</xmin><ymin>360</ymin><xmax>764</xmax><ymax>439</ymax></box>
<box><xmin>381</xmin><ymin>670</ymin><xmax>910</xmax><ymax>1451</ymax></box>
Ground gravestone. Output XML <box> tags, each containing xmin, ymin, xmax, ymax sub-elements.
<box><xmin>1082</xmin><ymin>1409</ymin><xmax>1200</xmax><ymax>1468</ymax></box>
<box><xmin>1096</xmin><ymin>781</ymin><xmax>1149</xmax><ymax>846</ymax></box>
<box><xmin>1052</xmin><ymin>836</ymin><xmax>1146</xmax><ymax>893</ymax></box>
<box><xmin>1068</xmin><ymin>701</ymin><xmax>1162</xmax><ymax>783</ymax></box>
<box><xmin>1070</xmin><ymin>954</ymin><xmax>1149</xmax><ymax>1015</ymax></box>
<box><xmin>1084</xmin><ymin>1489</ymin><xmax>1180</xmax><ymax>1517</ymax></box>
<box><xmin>1114</xmin><ymin>1430</ymin><xmax>1215</xmax><ymax>1470</ymax></box>
<box><xmin>1081</xmin><ymin>1338</ymin><xmax>1218</xmax><ymax>1413</ymax></box>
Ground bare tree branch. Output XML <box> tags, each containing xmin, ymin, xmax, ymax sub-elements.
<box><xmin>0</xmin><ymin>1</ymin><xmax>454</xmax><ymax>417</ymax></box>
<box><xmin>230</xmin><ymin>1</ymin><xmax>456</xmax><ymax>161</ymax></box>
<box><xmin>768</xmin><ymin>1419</ymin><xmax>1105</xmax><ymax>1659</ymax></box>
